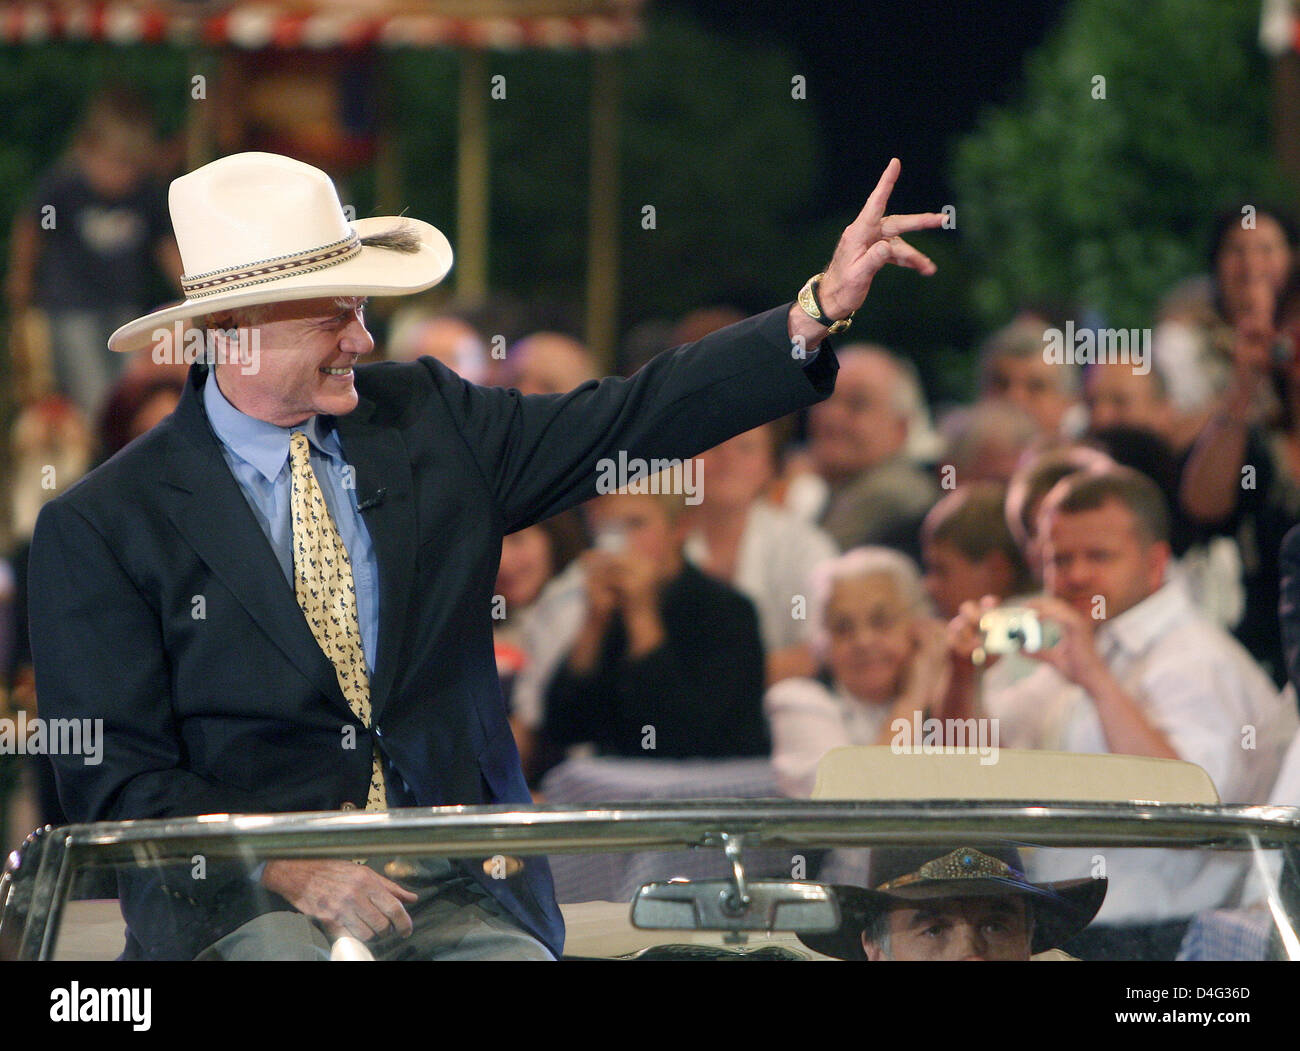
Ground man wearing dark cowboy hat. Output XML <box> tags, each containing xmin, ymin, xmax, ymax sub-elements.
<box><xmin>801</xmin><ymin>846</ymin><xmax>1107</xmax><ymax>961</ymax></box>
<box><xmin>28</xmin><ymin>151</ymin><xmax>945</xmax><ymax>960</ymax></box>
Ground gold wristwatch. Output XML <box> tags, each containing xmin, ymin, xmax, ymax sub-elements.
<box><xmin>797</xmin><ymin>272</ymin><xmax>855</xmax><ymax>334</ymax></box>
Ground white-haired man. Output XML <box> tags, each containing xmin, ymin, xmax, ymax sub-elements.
<box><xmin>787</xmin><ymin>345</ymin><xmax>941</xmax><ymax>559</ymax></box>
<box><xmin>979</xmin><ymin>315</ymin><xmax>1086</xmax><ymax>441</ymax></box>
<box><xmin>29</xmin><ymin>151</ymin><xmax>944</xmax><ymax>960</ymax></box>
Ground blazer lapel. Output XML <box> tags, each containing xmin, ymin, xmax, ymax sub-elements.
<box><xmin>162</xmin><ymin>366</ymin><xmax>351</xmax><ymax>716</ymax></box>
<box><xmin>334</xmin><ymin>393</ymin><xmax>416</xmax><ymax>721</ymax></box>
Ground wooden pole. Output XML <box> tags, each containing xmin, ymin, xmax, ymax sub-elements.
<box><xmin>457</xmin><ymin>49</ymin><xmax>490</xmax><ymax>307</ymax></box>
<box><xmin>585</xmin><ymin>50</ymin><xmax>621</xmax><ymax>370</ymax></box>
<box><xmin>1274</xmin><ymin>51</ymin><xmax>1300</xmax><ymax>214</ymax></box>
<box><xmin>375</xmin><ymin>57</ymin><xmax>402</xmax><ymax>218</ymax></box>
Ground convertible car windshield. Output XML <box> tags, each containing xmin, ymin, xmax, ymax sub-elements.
<box><xmin>4</xmin><ymin>799</ymin><xmax>1298</xmax><ymax>962</ymax></box>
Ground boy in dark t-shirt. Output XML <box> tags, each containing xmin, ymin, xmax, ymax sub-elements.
<box><xmin>544</xmin><ymin>483</ymin><xmax>768</xmax><ymax>763</ymax></box>
<box><xmin>5</xmin><ymin>87</ymin><xmax>180</xmax><ymax>416</ymax></box>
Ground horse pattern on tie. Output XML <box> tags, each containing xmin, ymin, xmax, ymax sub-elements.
<box><xmin>289</xmin><ymin>430</ymin><xmax>387</xmax><ymax>811</ymax></box>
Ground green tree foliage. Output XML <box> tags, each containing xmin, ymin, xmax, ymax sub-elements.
<box><xmin>952</xmin><ymin>0</ymin><xmax>1285</xmax><ymax>329</ymax></box>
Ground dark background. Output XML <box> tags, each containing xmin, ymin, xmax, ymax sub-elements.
<box><xmin>664</xmin><ymin>0</ymin><xmax>1070</xmax><ymax>210</ymax></box>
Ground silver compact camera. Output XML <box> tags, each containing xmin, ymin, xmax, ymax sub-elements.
<box><xmin>594</xmin><ymin>524</ymin><xmax>630</xmax><ymax>556</ymax></box>
<box><xmin>973</xmin><ymin>606</ymin><xmax>1061</xmax><ymax>666</ymax></box>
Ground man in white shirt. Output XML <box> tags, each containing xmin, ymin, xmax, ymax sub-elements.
<box><xmin>948</xmin><ymin>467</ymin><xmax>1297</xmax><ymax>958</ymax></box>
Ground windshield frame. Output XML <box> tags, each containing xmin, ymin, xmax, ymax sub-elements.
<box><xmin>5</xmin><ymin>799</ymin><xmax>1300</xmax><ymax>961</ymax></box>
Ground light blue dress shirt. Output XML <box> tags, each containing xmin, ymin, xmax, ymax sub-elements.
<box><xmin>202</xmin><ymin>369</ymin><xmax>380</xmax><ymax>678</ymax></box>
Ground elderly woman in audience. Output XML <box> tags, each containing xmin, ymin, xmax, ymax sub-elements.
<box><xmin>684</xmin><ymin>422</ymin><xmax>838</xmax><ymax>685</ymax></box>
<box><xmin>765</xmin><ymin>547</ymin><xmax>949</xmax><ymax>797</ymax></box>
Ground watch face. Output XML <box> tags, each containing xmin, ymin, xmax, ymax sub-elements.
<box><xmin>798</xmin><ymin>282</ymin><xmax>822</xmax><ymax>319</ymax></box>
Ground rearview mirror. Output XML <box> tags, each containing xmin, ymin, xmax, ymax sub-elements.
<box><xmin>631</xmin><ymin>880</ymin><xmax>840</xmax><ymax>933</ymax></box>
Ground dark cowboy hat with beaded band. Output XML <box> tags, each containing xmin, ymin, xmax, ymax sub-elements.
<box><xmin>799</xmin><ymin>845</ymin><xmax>1108</xmax><ymax>960</ymax></box>
<box><xmin>108</xmin><ymin>151</ymin><xmax>454</xmax><ymax>355</ymax></box>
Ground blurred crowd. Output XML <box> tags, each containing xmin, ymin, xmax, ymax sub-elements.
<box><xmin>492</xmin><ymin>197</ymin><xmax>1300</xmax><ymax>806</ymax></box>
<box><xmin>6</xmin><ymin>89</ymin><xmax>1300</xmax><ymax>955</ymax></box>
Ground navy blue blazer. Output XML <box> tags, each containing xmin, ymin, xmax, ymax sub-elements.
<box><xmin>1279</xmin><ymin>524</ymin><xmax>1300</xmax><ymax>695</ymax></box>
<box><xmin>28</xmin><ymin>303</ymin><xmax>838</xmax><ymax>959</ymax></box>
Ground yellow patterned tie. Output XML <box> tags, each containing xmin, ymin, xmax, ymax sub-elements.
<box><xmin>288</xmin><ymin>430</ymin><xmax>387</xmax><ymax>811</ymax></box>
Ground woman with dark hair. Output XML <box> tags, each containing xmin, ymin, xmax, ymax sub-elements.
<box><xmin>1179</xmin><ymin>207</ymin><xmax>1300</xmax><ymax>688</ymax></box>
<box><xmin>1155</xmin><ymin>205</ymin><xmax>1298</xmax><ymax>419</ymax></box>
<box><xmin>1206</xmin><ymin>204</ymin><xmax>1297</xmax><ymax>326</ymax></box>
<box><xmin>95</xmin><ymin>370</ymin><xmax>186</xmax><ymax>462</ymax></box>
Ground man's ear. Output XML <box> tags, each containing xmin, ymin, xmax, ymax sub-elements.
<box><xmin>1148</xmin><ymin>539</ymin><xmax>1172</xmax><ymax>592</ymax></box>
<box><xmin>861</xmin><ymin>930</ymin><xmax>885</xmax><ymax>962</ymax></box>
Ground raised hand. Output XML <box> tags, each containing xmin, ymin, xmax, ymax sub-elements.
<box><xmin>816</xmin><ymin>158</ymin><xmax>947</xmax><ymax>320</ymax></box>
<box><xmin>899</xmin><ymin>615</ymin><xmax>951</xmax><ymax>710</ymax></box>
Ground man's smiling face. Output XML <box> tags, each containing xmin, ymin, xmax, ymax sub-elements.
<box><xmin>214</xmin><ymin>296</ymin><xmax>374</xmax><ymax>426</ymax></box>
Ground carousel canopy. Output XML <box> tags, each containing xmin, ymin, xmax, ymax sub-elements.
<box><xmin>0</xmin><ymin>0</ymin><xmax>644</xmax><ymax>49</ymax></box>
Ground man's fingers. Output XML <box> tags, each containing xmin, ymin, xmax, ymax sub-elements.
<box><xmin>327</xmin><ymin>913</ymin><xmax>379</xmax><ymax>943</ymax></box>
<box><xmin>862</xmin><ymin>157</ymin><xmax>901</xmax><ymax>221</ymax></box>
<box><xmin>358</xmin><ymin>891</ymin><xmax>415</xmax><ymax>939</ymax></box>
<box><xmin>880</xmin><ymin>212</ymin><xmax>947</xmax><ymax>237</ymax></box>
<box><xmin>881</xmin><ymin>237</ymin><xmax>937</xmax><ymax>275</ymax></box>
<box><xmin>371</xmin><ymin>871</ymin><xmax>420</xmax><ymax>902</ymax></box>
<box><xmin>351</xmin><ymin>896</ymin><xmax>395</xmax><ymax>938</ymax></box>
<box><xmin>857</xmin><ymin>237</ymin><xmax>934</xmax><ymax>279</ymax></box>
<box><xmin>387</xmin><ymin>894</ymin><xmax>413</xmax><ymax>936</ymax></box>
<box><xmin>844</xmin><ymin>157</ymin><xmax>901</xmax><ymax>236</ymax></box>
<box><xmin>385</xmin><ymin>899</ymin><xmax>416</xmax><ymax>938</ymax></box>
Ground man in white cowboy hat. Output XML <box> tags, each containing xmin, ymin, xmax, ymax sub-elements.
<box><xmin>29</xmin><ymin>150</ymin><xmax>943</xmax><ymax>960</ymax></box>
<box><xmin>799</xmin><ymin>845</ymin><xmax>1108</xmax><ymax>961</ymax></box>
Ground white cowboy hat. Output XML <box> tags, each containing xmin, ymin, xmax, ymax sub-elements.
<box><xmin>108</xmin><ymin>151</ymin><xmax>453</xmax><ymax>354</ymax></box>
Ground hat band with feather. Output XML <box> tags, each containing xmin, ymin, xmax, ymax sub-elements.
<box><xmin>180</xmin><ymin>231</ymin><xmax>363</xmax><ymax>299</ymax></box>
<box><xmin>108</xmin><ymin>153</ymin><xmax>454</xmax><ymax>354</ymax></box>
